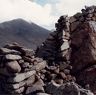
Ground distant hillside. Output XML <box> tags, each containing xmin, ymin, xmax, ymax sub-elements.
<box><xmin>0</xmin><ymin>19</ymin><xmax>50</xmax><ymax>49</ymax></box>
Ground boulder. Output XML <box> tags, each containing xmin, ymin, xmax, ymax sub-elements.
<box><xmin>61</xmin><ymin>40</ymin><xmax>69</xmax><ymax>51</ymax></box>
<box><xmin>33</xmin><ymin>61</ymin><xmax>47</xmax><ymax>71</ymax></box>
<box><xmin>25</xmin><ymin>79</ymin><xmax>44</xmax><ymax>95</ymax></box>
<box><xmin>6</xmin><ymin>61</ymin><xmax>21</xmax><ymax>73</ymax></box>
<box><xmin>7</xmin><ymin>70</ymin><xmax>36</xmax><ymax>83</ymax></box>
<box><xmin>71</xmin><ymin>21</ymin><xmax>96</xmax><ymax>73</ymax></box>
<box><xmin>10</xmin><ymin>86</ymin><xmax>25</xmax><ymax>94</ymax></box>
<box><xmin>5</xmin><ymin>75</ymin><xmax>35</xmax><ymax>90</ymax></box>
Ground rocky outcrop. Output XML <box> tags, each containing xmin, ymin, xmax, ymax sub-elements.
<box><xmin>0</xmin><ymin>5</ymin><xmax>96</xmax><ymax>95</ymax></box>
<box><xmin>36</xmin><ymin>6</ymin><xmax>96</xmax><ymax>95</ymax></box>
<box><xmin>0</xmin><ymin>43</ymin><xmax>93</xmax><ymax>95</ymax></box>
<box><xmin>70</xmin><ymin>6</ymin><xmax>96</xmax><ymax>94</ymax></box>
<box><xmin>36</xmin><ymin>15</ymin><xmax>71</xmax><ymax>72</ymax></box>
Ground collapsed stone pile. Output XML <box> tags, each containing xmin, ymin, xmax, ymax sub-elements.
<box><xmin>0</xmin><ymin>43</ymin><xmax>47</xmax><ymax>95</ymax></box>
<box><xmin>0</xmin><ymin>43</ymin><xmax>93</xmax><ymax>95</ymax></box>
<box><xmin>0</xmin><ymin>5</ymin><xmax>96</xmax><ymax>95</ymax></box>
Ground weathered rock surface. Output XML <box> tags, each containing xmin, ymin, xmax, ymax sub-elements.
<box><xmin>70</xmin><ymin>6</ymin><xmax>96</xmax><ymax>94</ymax></box>
<box><xmin>71</xmin><ymin>21</ymin><xmax>96</xmax><ymax>73</ymax></box>
<box><xmin>7</xmin><ymin>70</ymin><xmax>36</xmax><ymax>83</ymax></box>
<box><xmin>0</xmin><ymin>5</ymin><xmax>96</xmax><ymax>95</ymax></box>
<box><xmin>6</xmin><ymin>61</ymin><xmax>21</xmax><ymax>73</ymax></box>
<box><xmin>0</xmin><ymin>43</ymin><xmax>47</xmax><ymax>94</ymax></box>
<box><xmin>36</xmin><ymin>5</ymin><xmax>96</xmax><ymax>95</ymax></box>
<box><xmin>5</xmin><ymin>54</ymin><xmax>22</xmax><ymax>60</ymax></box>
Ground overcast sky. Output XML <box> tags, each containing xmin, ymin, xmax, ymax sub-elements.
<box><xmin>0</xmin><ymin>0</ymin><xmax>96</xmax><ymax>30</ymax></box>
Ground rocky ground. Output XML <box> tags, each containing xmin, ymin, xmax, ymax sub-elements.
<box><xmin>0</xmin><ymin>5</ymin><xmax>96</xmax><ymax>95</ymax></box>
<box><xmin>0</xmin><ymin>43</ymin><xmax>93</xmax><ymax>95</ymax></box>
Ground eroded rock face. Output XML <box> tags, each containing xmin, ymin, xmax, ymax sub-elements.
<box><xmin>36</xmin><ymin>5</ymin><xmax>96</xmax><ymax>95</ymax></box>
<box><xmin>70</xmin><ymin>6</ymin><xmax>96</xmax><ymax>94</ymax></box>
<box><xmin>71</xmin><ymin>21</ymin><xmax>96</xmax><ymax>73</ymax></box>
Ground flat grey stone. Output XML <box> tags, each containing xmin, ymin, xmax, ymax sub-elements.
<box><xmin>26</xmin><ymin>75</ymin><xmax>36</xmax><ymax>86</ymax></box>
<box><xmin>36</xmin><ymin>93</ymin><xmax>50</xmax><ymax>95</ymax></box>
<box><xmin>35</xmin><ymin>61</ymin><xmax>46</xmax><ymax>71</ymax></box>
<box><xmin>61</xmin><ymin>40</ymin><xmax>69</xmax><ymax>51</ymax></box>
<box><xmin>25</xmin><ymin>83</ymin><xmax>44</xmax><ymax>95</ymax></box>
<box><xmin>22</xmin><ymin>48</ymin><xmax>34</xmax><ymax>55</ymax></box>
<box><xmin>0</xmin><ymin>48</ymin><xmax>20</xmax><ymax>54</ymax></box>
<box><xmin>5</xmin><ymin>75</ymin><xmax>35</xmax><ymax>90</ymax></box>
<box><xmin>31</xmin><ymin>61</ymin><xmax>46</xmax><ymax>71</ymax></box>
<box><xmin>9</xmin><ymin>86</ymin><xmax>25</xmax><ymax>94</ymax></box>
<box><xmin>6</xmin><ymin>61</ymin><xmax>21</xmax><ymax>73</ymax></box>
<box><xmin>7</xmin><ymin>70</ymin><xmax>36</xmax><ymax>83</ymax></box>
<box><xmin>5</xmin><ymin>54</ymin><xmax>22</xmax><ymax>60</ymax></box>
<box><xmin>5</xmin><ymin>81</ymin><xmax>25</xmax><ymax>90</ymax></box>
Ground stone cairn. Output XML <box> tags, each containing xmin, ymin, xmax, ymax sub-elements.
<box><xmin>36</xmin><ymin>15</ymin><xmax>74</xmax><ymax>85</ymax></box>
<box><xmin>36</xmin><ymin>15</ymin><xmax>70</xmax><ymax>66</ymax></box>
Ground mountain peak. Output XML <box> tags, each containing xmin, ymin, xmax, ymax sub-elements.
<box><xmin>0</xmin><ymin>19</ymin><xmax>50</xmax><ymax>49</ymax></box>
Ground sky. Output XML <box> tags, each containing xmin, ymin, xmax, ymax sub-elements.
<box><xmin>0</xmin><ymin>0</ymin><xmax>96</xmax><ymax>30</ymax></box>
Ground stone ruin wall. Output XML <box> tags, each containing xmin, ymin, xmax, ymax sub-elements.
<box><xmin>0</xmin><ymin>5</ymin><xmax>96</xmax><ymax>95</ymax></box>
<box><xmin>36</xmin><ymin>6</ymin><xmax>96</xmax><ymax>94</ymax></box>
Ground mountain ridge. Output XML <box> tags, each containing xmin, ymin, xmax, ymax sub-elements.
<box><xmin>0</xmin><ymin>19</ymin><xmax>50</xmax><ymax>49</ymax></box>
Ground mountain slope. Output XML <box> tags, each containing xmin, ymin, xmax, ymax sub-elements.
<box><xmin>0</xmin><ymin>19</ymin><xmax>50</xmax><ymax>49</ymax></box>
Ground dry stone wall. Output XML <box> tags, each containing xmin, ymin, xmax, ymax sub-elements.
<box><xmin>0</xmin><ymin>5</ymin><xmax>96</xmax><ymax>95</ymax></box>
<box><xmin>0</xmin><ymin>43</ymin><xmax>92</xmax><ymax>95</ymax></box>
<box><xmin>0</xmin><ymin>43</ymin><xmax>47</xmax><ymax>95</ymax></box>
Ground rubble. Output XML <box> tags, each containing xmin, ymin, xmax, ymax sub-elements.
<box><xmin>0</xmin><ymin>5</ymin><xmax>96</xmax><ymax>95</ymax></box>
<box><xmin>0</xmin><ymin>43</ymin><xmax>93</xmax><ymax>95</ymax></box>
<box><xmin>0</xmin><ymin>43</ymin><xmax>46</xmax><ymax>95</ymax></box>
<box><xmin>36</xmin><ymin>6</ymin><xmax>96</xmax><ymax>95</ymax></box>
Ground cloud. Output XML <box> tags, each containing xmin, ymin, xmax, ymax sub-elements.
<box><xmin>0</xmin><ymin>0</ymin><xmax>57</xmax><ymax>29</ymax></box>
<box><xmin>0</xmin><ymin>0</ymin><xmax>95</xmax><ymax>30</ymax></box>
<box><xmin>56</xmin><ymin>0</ymin><xmax>96</xmax><ymax>16</ymax></box>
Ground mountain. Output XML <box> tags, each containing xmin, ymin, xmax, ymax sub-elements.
<box><xmin>0</xmin><ymin>19</ymin><xmax>50</xmax><ymax>49</ymax></box>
